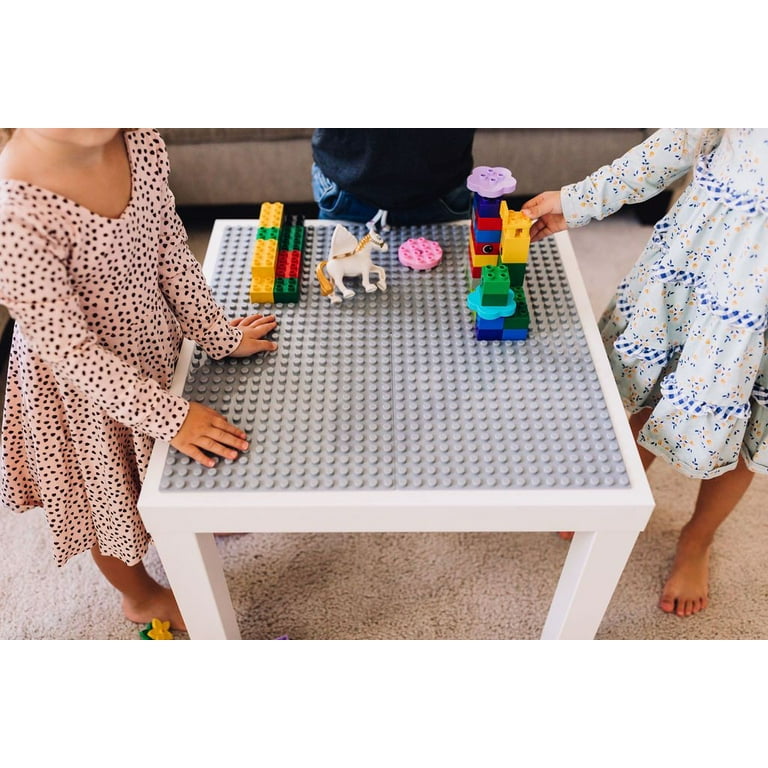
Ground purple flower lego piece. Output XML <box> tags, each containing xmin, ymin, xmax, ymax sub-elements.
<box><xmin>466</xmin><ymin>166</ymin><xmax>517</xmax><ymax>198</ymax></box>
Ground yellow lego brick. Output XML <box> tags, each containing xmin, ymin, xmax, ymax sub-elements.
<box><xmin>499</xmin><ymin>200</ymin><xmax>531</xmax><ymax>264</ymax></box>
<box><xmin>468</xmin><ymin>242</ymin><xmax>499</xmax><ymax>268</ymax></box>
<box><xmin>249</xmin><ymin>276</ymin><xmax>274</xmax><ymax>304</ymax></box>
<box><xmin>500</xmin><ymin>239</ymin><xmax>531</xmax><ymax>263</ymax></box>
<box><xmin>258</xmin><ymin>202</ymin><xmax>284</xmax><ymax>229</ymax></box>
<box><xmin>251</xmin><ymin>238</ymin><xmax>278</xmax><ymax>277</ymax></box>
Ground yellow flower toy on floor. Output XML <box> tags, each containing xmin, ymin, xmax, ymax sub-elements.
<box><xmin>139</xmin><ymin>618</ymin><xmax>174</xmax><ymax>640</ymax></box>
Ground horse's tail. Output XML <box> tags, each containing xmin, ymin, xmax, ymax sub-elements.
<box><xmin>316</xmin><ymin>261</ymin><xmax>334</xmax><ymax>296</ymax></box>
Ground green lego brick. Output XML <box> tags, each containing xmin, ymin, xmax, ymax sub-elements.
<box><xmin>480</xmin><ymin>264</ymin><xmax>510</xmax><ymax>306</ymax></box>
<box><xmin>273</xmin><ymin>277</ymin><xmax>300</xmax><ymax>303</ymax></box>
<box><xmin>481</xmin><ymin>264</ymin><xmax>510</xmax><ymax>294</ymax></box>
<box><xmin>503</xmin><ymin>287</ymin><xmax>530</xmax><ymax>329</ymax></box>
<box><xmin>257</xmin><ymin>226</ymin><xmax>281</xmax><ymax>241</ymax></box>
<box><xmin>279</xmin><ymin>225</ymin><xmax>305</xmax><ymax>252</ymax></box>
<box><xmin>502</xmin><ymin>313</ymin><xmax>530</xmax><ymax>330</ymax></box>
<box><xmin>506</xmin><ymin>262</ymin><xmax>527</xmax><ymax>287</ymax></box>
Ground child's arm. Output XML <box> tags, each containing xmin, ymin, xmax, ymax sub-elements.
<box><xmin>153</xmin><ymin>136</ymin><xmax>276</xmax><ymax>358</ymax></box>
<box><xmin>557</xmin><ymin>128</ymin><xmax>722</xmax><ymax>228</ymax></box>
<box><xmin>523</xmin><ymin>129</ymin><xmax>723</xmax><ymax>240</ymax></box>
<box><xmin>0</xmin><ymin>208</ymin><xmax>249</xmax><ymax>466</ymax></box>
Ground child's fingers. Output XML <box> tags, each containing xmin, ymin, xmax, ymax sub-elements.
<box><xmin>521</xmin><ymin>191</ymin><xmax>560</xmax><ymax>221</ymax></box>
<box><xmin>171</xmin><ymin>403</ymin><xmax>250</xmax><ymax>466</ymax></box>
<box><xmin>520</xmin><ymin>195</ymin><xmax>545</xmax><ymax>219</ymax></box>
<box><xmin>254</xmin><ymin>340</ymin><xmax>278</xmax><ymax>352</ymax></box>
<box><xmin>179</xmin><ymin>444</ymin><xmax>218</xmax><ymax>468</ymax></box>
<box><xmin>247</xmin><ymin>320</ymin><xmax>278</xmax><ymax>338</ymax></box>
<box><xmin>231</xmin><ymin>313</ymin><xmax>277</xmax><ymax>328</ymax></box>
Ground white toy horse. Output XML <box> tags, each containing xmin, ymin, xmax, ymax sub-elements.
<box><xmin>316</xmin><ymin>224</ymin><xmax>388</xmax><ymax>304</ymax></box>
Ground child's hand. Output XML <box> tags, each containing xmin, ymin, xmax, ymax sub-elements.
<box><xmin>229</xmin><ymin>313</ymin><xmax>278</xmax><ymax>355</ymax></box>
<box><xmin>171</xmin><ymin>402</ymin><xmax>249</xmax><ymax>467</ymax></box>
<box><xmin>521</xmin><ymin>191</ymin><xmax>566</xmax><ymax>242</ymax></box>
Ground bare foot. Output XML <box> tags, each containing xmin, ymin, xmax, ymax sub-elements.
<box><xmin>659</xmin><ymin>530</ymin><xmax>711</xmax><ymax>617</ymax></box>
<box><xmin>558</xmin><ymin>531</ymin><xmax>574</xmax><ymax>540</ymax></box>
<box><xmin>122</xmin><ymin>585</ymin><xmax>187</xmax><ymax>631</ymax></box>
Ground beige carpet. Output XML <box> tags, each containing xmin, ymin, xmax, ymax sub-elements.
<box><xmin>1</xmin><ymin>212</ymin><xmax>767</xmax><ymax>640</ymax></box>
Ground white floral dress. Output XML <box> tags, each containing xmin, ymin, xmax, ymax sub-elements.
<box><xmin>0</xmin><ymin>130</ymin><xmax>242</xmax><ymax>566</ymax></box>
<box><xmin>562</xmin><ymin>128</ymin><xmax>768</xmax><ymax>479</ymax></box>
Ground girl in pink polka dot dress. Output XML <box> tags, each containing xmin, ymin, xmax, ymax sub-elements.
<box><xmin>0</xmin><ymin>129</ymin><xmax>278</xmax><ymax>633</ymax></box>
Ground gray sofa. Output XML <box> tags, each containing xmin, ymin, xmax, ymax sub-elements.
<box><xmin>160</xmin><ymin>128</ymin><xmax>656</xmax><ymax>208</ymax></box>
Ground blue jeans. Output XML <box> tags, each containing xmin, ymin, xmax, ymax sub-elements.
<box><xmin>311</xmin><ymin>163</ymin><xmax>471</xmax><ymax>226</ymax></box>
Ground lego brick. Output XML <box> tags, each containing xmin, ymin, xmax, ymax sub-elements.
<box><xmin>501</xmin><ymin>328</ymin><xmax>529</xmax><ymax>340</ymax></box>
<box><xmin>273</xmin><ymin>277</ymin><xmax>300</xmax><ymax>303</ymax></box>
<box><xmin>256</xmin><ymin>227</ymin><xmax>281</xmax><ymax>241</ymax></box>
<box><xmin>258</xmin><ymin>202</ymin><xmax>285</xmax><ymax>229</ymax></box>
<box><xmin>467</xmin><ymin>166</ymin><xmax>517</xmax><ymax>198</ymax></box>
<box><xmin>500</xmin><ymin>236</ymin><xmax>530</xmax><ymax>264</ymax></box>
<box><xmin>251</xmin><ymin>238</ymin><xmax>278</xmax><ymax>278</ymax></box>
<box><xmin>279</xmin><ymin>225</ymin><xmax>305</xmax><ymax>253</ymax></box>
<box><xmin>473</xmin><ymin>194</ymin><xmax>501</xmax><ymax>218</ymax></box>
<box><xmin>468</xmin><ymin>242</ymin><xmax>498</xmax><ymax>269</ymax></box>
<box><xmin>473</xmin><ymin>226</ymin><xmax>502</xmax><ymax>244</ymax></box>
<box><xmin>249</xmin><ymin>276</ymin><xmax>274</xmax><ymax>304</ymax></box>
<box><xmin>160</xmin><ymin>221</ymin><xmax>631</xmax><ymax>493</ymax></box>
<box><xmin>471</xmin><ymin>207</ymin><xmax>502</xmax><ymax>232</ymax></box>
<box><xmin>466</xmin><ymin>249</ymin><xmax>482</xmax><ymax>280</ymax></box>
<box><xmin>467</xmin><ymin>285</ymin><xmax>516</xmax><ymax>320</ymax></box>
<box><xmin>276</xmin><ymin>250</ymin><xmax>302</xmax><ymax>279</ymax></box>
<box><xmin>475</xmin><ymin>315</ymin><xmax>505</xmax><ymax>330</ymax></box>
<box><xmin>506</xmin><ymin>263</ymin><xmax>527</xmax><ymax>287</ymax></box>
<box><xmin>469</xmin><ymin>229</ymin><xmax>500</xmax><ymax>257</ymax></box>
<box><xmin>398</xmin><ymin>237</ymin><xmax>443</xmax><ymax>270</ymax></box>
<box><xmin>480</xmin><ymin>265</ymin><xmax>510</xmax><ymax>304</ymax></box>
<box><xmin>499</xmin><ymin>200</ymin><xmax>532</xmax><ymax>264</ymax></box>
<box><xmin>475</xmin><ymin>327</ymin><xmax>503</xmax><ymax>341</ymax></box>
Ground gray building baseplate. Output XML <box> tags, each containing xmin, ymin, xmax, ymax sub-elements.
<box><xmin>159</xmin><ymin>222</ymin><xmax>630</xmax><ymax>491</ymax></box>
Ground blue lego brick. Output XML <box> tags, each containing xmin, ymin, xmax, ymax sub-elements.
<box><xmin>159</xmin><ymin>221</ymin><xmax>631</xmax><ymax>493</ymax></box>
<box><xmin>501</xmin><ymin>328</ymin><xmax>529</xmax><ymax>340</ymax></box>
<box><xmin>473</xmin><ymin>227</ymin><xmax>502</xmax><ymax>244</ymax></box>
<box><xmin>473</xmin><ymin>195</ymin><xmax>501</xmax><ymax>218</ymax></box>
<box><xmin>476</xmin><ymin>327</ymin><xmax>504</xmax><ymax>341</ymax></box>
<box><xmin>476</xmin><ymin>316</ymin><xmax>505</xmax><ymax>330</ymax></box>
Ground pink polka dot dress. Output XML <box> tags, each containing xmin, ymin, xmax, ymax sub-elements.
<box><xmin>0</xmin><ymin>129</ymin><xmax>242</xmax><ymax>567</ymax></box>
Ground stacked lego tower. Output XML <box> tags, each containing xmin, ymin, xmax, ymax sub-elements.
<box><xmin>249</xmin><ymin>202</ymin><xmax>305</xmax><ymax>304</ymax></box>
<box><xmin>465</xmin><ymin>167</ymin><xmax>532</xmax><ymax>340</ymax></box>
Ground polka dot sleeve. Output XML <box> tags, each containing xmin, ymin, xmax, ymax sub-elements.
<box><xmin>0</xmin><ymin>207</ymin><xmax>189</xmax><ymax>442</ymax></box>
<box><xmin>560</xmin><ymin>128</ymin><xmax>711</xmax><ymax>228</ymax></box>
<box><xmin>154</xmin><ymin>137</ymin><xmax>243</xmax><ymax>360</ymax></box>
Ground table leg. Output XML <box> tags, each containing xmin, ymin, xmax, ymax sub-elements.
<box><xmin>540</xmin><ymin>530</ymin><xmax>639</xmax><ymax>640</ymax></box>
<box><xmin>151</xmin><ymin>531</ymin><xmax>241</xmax><ymax>640</ymax></box>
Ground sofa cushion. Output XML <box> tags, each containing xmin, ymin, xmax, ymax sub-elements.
<box><xmin>159</xmin><ymin>128</ymin><xmax>313</xmax><ymax>146</ymax></box>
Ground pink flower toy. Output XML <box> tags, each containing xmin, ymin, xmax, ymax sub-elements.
<box><xmin>398</xmin><ymin>237</ymin><xmax>443</xmax><ymax>270</ymax></box>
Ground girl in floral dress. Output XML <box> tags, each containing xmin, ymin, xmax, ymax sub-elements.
<box><xmin>522</xmin><ymin>129</ymin><xmax>768</xmax><ymax>618</ymax></box>
<box><xmin>0</xmin><ymin>129</ymin><xmax>278</xmax><ymax>632</ymax></box>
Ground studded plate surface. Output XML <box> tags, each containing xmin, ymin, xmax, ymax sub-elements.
<box><xmin>159</xmin><ymin>222</ymin><xmax>629</xmax><ymax>492</ymax></box>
